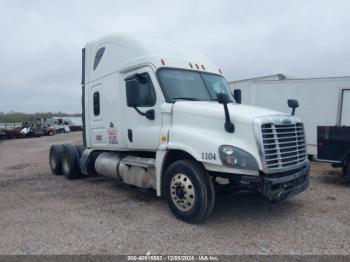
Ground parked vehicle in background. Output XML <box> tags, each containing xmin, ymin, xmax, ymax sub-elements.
<box><xmin>49</xmin><ymin>34</ymin><xmax>310</xmax><ymax>223</ymax></box>
<box><xmin>229</xmin><ymin>74</ymin><xmax>350</xmax><ymax>179</ymax></box>
<box><xmin>0</xmin><ymin>129</ymin><xmax>6</xmax><ymax>140</ymax></box>
<box><xmin>20</xmin><ymin>121</ymin><xmax>55</xmax><ymax>137</ymax></box>
<box><xmin>3</xmin><ymin>127</ymin><xmax>21</xmax><ymax>139</ymax></box>
<box><xmin>46</xmin><ymin>116</ymin><xmax>82</xmax><ymax>133</ymax></box>
<box><xmin>0</xmin><ymin>123</ymin><xmax>22</xmax><ymax>139</ymax></box>
<box><xmin>0</xmin><ymin>119</ymin><xmax>56</xmax><ymax>140</ymax></box>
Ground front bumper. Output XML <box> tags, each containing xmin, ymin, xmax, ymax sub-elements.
<box><xmin>260</xmin><ymin>162</ymin><xmax>310</xmax><ymax>201</ymax></box>
<box><xmin>238</xmin><ymin>162</ymin><xmax>310</xmax><ymax>201</ymax></box>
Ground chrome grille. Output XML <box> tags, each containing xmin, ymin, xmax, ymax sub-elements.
<box><xmin>261</xmin><ymin>122</ymin><xmax>307</xmax><ymax>170</ymax></box>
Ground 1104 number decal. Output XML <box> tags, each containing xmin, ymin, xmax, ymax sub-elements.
<box><xmin>201</xmin><ymin>152</ymin><xmax>216</xmax><ymax>160</ymax></box>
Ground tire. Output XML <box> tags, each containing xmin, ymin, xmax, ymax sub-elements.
<box><xmin>75</xmin><ymin>145</ymin><xmax>85</xmax><ymax>157</ymax></box>
<box><xmin>62</xmin><ymin>144</ymin><xmax>81</xmax><ymax>179</ymax></box>
<box><xmin>74</xmin><ymin>145</ymin><xmax>85</xmax><ymax>173</ymax></box>
<box><xmin>163</xmin><ymin>159</ymin><xmax>215</xmax><ymax>223</ymax></box>
<box><xmin>49</xmin><ymin>144</ymin><xmax>64</xmax><ymax>175</ymax></box>
<box><xmin>205</xmin><ymin>175</ymin><xmax>216</xmax><ymax>219</ymax></box>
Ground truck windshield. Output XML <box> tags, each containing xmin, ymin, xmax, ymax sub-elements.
<box><xmin>157</xmin><ymin>68</ymin><xmax>235</xmax><ymax>103</ymax></box>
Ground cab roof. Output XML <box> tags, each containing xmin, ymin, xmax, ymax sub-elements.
<box><xmin>85</xmin><ymin>33</ymin><xmax>222</xmax><ymax>83</ymax></box>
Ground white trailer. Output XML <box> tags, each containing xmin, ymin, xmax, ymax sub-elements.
<box><xmin>49</xmin><ymin>35</ymin><xmax>310</xmax><ymax>223</ymax></box>
<box><xmin>229</xmin><ymin>74</ymin><xmax>350</xmax><ymax>159</ymax></box>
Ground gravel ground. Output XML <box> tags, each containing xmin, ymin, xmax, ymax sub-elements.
<box><xmin>0</xmin><ymin>132</ymin><xmax>349</xmax><ymax>255</ymax></box>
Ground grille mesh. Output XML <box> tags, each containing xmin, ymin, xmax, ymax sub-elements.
<box><xmin>261</xmin><ymin>122</ymin><xmax>306</xmax><ymax>169</ymax></box>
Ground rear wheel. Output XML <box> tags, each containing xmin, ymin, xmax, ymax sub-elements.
<box><xmin>62</xmin><ymin>144</ymin><xmax>81</xmax><ymax>179</ymax></box>
<box><xmin>75</xmin><ymin>145</ymin><xmax>84</xmax><ymax>157</ymax></box>
<box><xmin>164</xmin><ymin>159</ymin><xmax>215</xmax><ymax>223</ymax></box>
<box><xmin>49</xmin><ymin>144</ymin><xmax>64</xmax><ymax>175</ymax></box>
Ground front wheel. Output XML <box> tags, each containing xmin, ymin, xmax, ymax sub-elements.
<box><xmin>163</xmin><ymin>159</ymin><xmax>215</xmax><ymax>223</ymax></box>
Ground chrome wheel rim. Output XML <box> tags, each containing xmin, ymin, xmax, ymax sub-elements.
<box><xmin>170</xmin><ymin>173</ymin><xmax>195</xmax><ymax>211</ymax></box>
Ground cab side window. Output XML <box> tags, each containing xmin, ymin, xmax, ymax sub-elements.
<box><xmin>93</xmin><ymin>91</ymin><xmax>100</xmax><ymax>116</ymax></box>
<box><xmin>126</xmin><ymin>73</ymin><xmax>156</xmax><ymax>107</ymax></box>
<box><xmin>139</xmin><ymin>74</ymin><xmax>156</xmax><ymax>106</ymax></box>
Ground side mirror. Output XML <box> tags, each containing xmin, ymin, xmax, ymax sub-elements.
<box><xmin>217</xmin><ymin>93</ymin><xmax>231</xmax><ymax>104</ymax></box>
<box><xmin>126</xmin><ymin>80</ymin><xmax>142</xmax><ymax>107</ymax></box>
<box><xmin>287</xmin><ymin>99</ymin><xmax>299</xmax><ymax>116</ymax></box>
<box><xmin>233</xmin><ymin>89</ymin><xmax>241</xmax><ymax>104</ymax></box>
<box><xmin>125</xmin><ymin>76</ymin><xmax>155</xmax><ymax>120</ymax></box>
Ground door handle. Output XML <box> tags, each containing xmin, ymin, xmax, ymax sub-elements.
<box><xmin>128</xmin><ymin>129</ymin><xmax>133</xmax><ymax>142</ymax></box>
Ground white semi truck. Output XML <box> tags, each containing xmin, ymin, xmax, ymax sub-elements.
<box><xmin>49</xmin><ymin>34</ymin><xmax>310</xmax><ymax>222</ymax></box>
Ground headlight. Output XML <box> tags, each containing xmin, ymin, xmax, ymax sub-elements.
<box><xmin>219</xmin><ymin>145</ymin><xmax>259</xmax><ymax>170</ymax></box>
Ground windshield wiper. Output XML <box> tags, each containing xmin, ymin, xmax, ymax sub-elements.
<box><xmin>172</xmin><ymin>97</ymin><xmax>200</xmax><ymax>101</ymax></box>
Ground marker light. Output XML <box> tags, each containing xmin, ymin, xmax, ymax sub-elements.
<box><xmin>201</xmin><ymin>65</ymin><xmax>205</xmax><ymax>70</ymax></box>
<box><xmin>195</xmin><ymin>64</ymin><xmax>199</xmax><ymax>69</ymax></box>
<box><xmin>161</xmin><ymin>59</ymin><xmax>165</xmax><ymax>65</ymax></box>
<box><xmin>218</xmin><ymin>68</ymin><xmax>222</xmax><ymax>74</ymax></box>
<box><xmin>189</xmin><ymin>63</ymin><xmax>193</xmax><ymax>68</ymax></box>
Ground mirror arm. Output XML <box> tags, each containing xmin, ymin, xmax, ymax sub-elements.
<box><xmin>133</xmin><ymin>107</ymin><xmax>146</xmax><ymax>116</ymax></box>
<box><xmin>291</xmin><ymin>108</ymin><xmax>296</xmax><ymax>116</ymax></box>
<box><xmin>223</xmin><ymin>103</ymin><xmax>235</xmax><ymax>133</ymax></box>
<box><xmin>133</xmin><ymin>107</ymin><xmax>155</xmax><ymax>120</ymax></box>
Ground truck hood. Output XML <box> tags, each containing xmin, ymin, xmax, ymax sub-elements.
<box><xmin>172</xmin><ymin>101</ymin><xmax>287</xmax><ymax>124</ymax></box>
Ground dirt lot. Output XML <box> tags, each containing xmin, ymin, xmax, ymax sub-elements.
<box><xmin>0</xmin><ymin>132</ymin><xmax>349</xmax><ymax>255</ymax></box>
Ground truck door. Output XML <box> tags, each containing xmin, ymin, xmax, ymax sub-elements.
<box><xmin>340</xmin><ymin>89</ymin><xmax>350</xmax><ymax>126</ymax></box>
<box><xmin>124</xmin><ymin>67</ymin><xmax>162</xmax><ymax>150</ymax></box>
<box><xmin>88</xmin><ymin>82</ymin><xmax>107</xmax><ymax>148</ymax></box>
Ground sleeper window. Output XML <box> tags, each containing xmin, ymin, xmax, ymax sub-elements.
<box><xmin>93</xmin><ymin>47</ymin><xmax>105</xmax><ymax>70</ymax></box>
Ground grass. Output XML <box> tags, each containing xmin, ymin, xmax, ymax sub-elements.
<box><xmin>0</xmin><ymin>112</ymin><xmax>81</xmax><ymax>123</ymax></box>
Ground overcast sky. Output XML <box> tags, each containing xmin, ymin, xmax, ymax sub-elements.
<box><xmin>1</xmin><ymin>0</ymin><xmax>349</xmax><ymax>113</ymax></box>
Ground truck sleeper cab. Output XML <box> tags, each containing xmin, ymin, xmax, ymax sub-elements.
<box><xmin>49</xmin><ymin>34</ymin><xmax>309</xmax><ymax>223</ymax></box>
